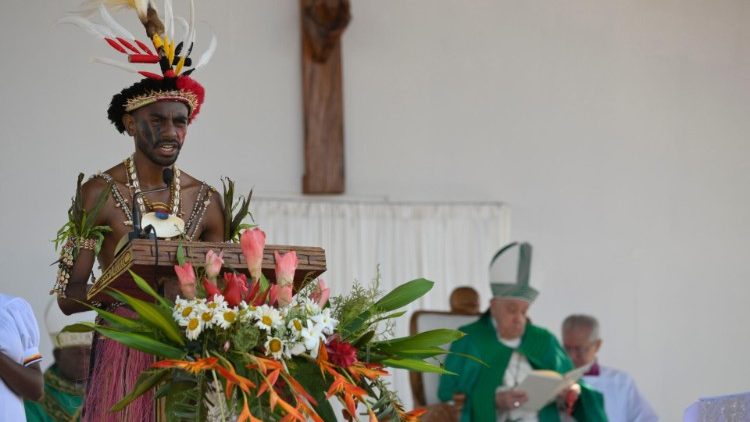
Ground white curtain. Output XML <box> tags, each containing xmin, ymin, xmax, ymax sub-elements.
<box><xmin>252</xmin><ymin>197</ymin><xmax>511</xmax><ymax>410</ymax></box>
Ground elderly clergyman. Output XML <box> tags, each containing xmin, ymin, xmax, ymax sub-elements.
<box><xmin>562</xmin><ymin>314</ymin><xmax>658</xmax><ymax>422</ymax></box>
<box><xmin>438</xmin><ymin>243</ymin><xmax>607</xmax><ymax>421</ymax></box>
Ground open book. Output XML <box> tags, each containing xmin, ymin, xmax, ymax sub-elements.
<box><xmin>515</xmin><ymin>363</ymin><xmax>591</xmax><ymax>412</ymax></box>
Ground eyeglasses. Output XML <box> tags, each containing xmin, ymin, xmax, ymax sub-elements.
<box><xmin>564</xmin><ymin>343</ymin><xmax>595</xmax><ymax>355</ymax></box>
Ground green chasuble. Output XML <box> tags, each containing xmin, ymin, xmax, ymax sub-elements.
<box><xmin>438</xmin><ymin>314</ymin><xmax>607</xmax><ymax>422</ymax></box>
<box><xmin>24</xmin><ymin>365</ymin><xmax>85</xmax><ymax>422</ymax></box>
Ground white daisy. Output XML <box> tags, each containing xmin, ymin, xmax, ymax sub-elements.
<box><xmin>175</xmin><ymin>302</ymin><xmax>198</xmax><ymax>326</ymax></box>
<box><xmin>239</xmin><ymin>302</ymin><xmax>258</xmax><ymax>322</ymax></box>
<box><xmin>287</xmin><ymin>318</ymin><xmax>304</xmax><ymax>339</ymax></box>
<box><xmin>302</xmin><ymin>299</ymin><xmax>321</xmax><ymax>316</ymax></box>
<box><xmin>254</xmin><ymin>305</ymin><xmax>282</xmax><ymax>332</ymax></box>
<box><xmin>206</xmin><ymin>294</ymin><xmax>228</xmax><ymax>311</ymax></box>
<box><xmin>197</xmin><ymin>304</ymin><xmax>215</xmax><ymax>329</ymax></box>
<box><xmin>264</xmin><ymin>337</ymin><xmax>285</xmax><ymax>360</ymax></box>
<box><xmin>214</xmin><ymin>307</ymin><xmax>239</xmax><ymax>330</ymax></box>
<box><xmin>185</xmin><ymin>316</ymin><xmax>203</xmax><ymax>340</ymax></box>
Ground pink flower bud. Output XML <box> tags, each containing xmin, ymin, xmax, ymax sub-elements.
<box><xmin>274</xmin><ymin>250</ymin><xmax>297</xmax><ymax>287</ymax></box>
<box><xmin>311</xmin><ymin>278</ymin><xmax>330</xmax><ymax>308</ymax></box>
<box><xmin>277</xmin><ymin>284</ymin><xmax>294</xmax><ymax>307</ymax></box>
<box><xmin>174</xmin><ymin>262</ymin><xmax>196</xmax><ymax>299</ymax></box>
<box><xmin>204</xmin><ymin>250</ymin><xmax>224</xmax><ymax>280</ymax></box>
<box><xmin>240</xmin><ymin>228</ymin><xmax>266</xmax><ymax>281</ymax></box>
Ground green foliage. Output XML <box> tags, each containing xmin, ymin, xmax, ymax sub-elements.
<box><xmin>89</xmin><ymin>325</ymin><xmax>186</xmax><ymax>359</ymax></box>
<box><xmin>111</xmin><ymin>368</ymin><xmax>170</xmax><ymax>411</ymax></box>
<box><xmin>373</xmin><ymin>278</ymin><xmax>433</xmax><ymax>312</ymax></box>
<box><xmin>231</xmin><ymin>320</ymin><xmax>260</xmax><ymax>352</ymax></box>
<box><xmin>54</xmin><ymin>173</ymin><xmax>112</xmax><ymax>254</ymax></box>
<box><xmin>221</xmin><ymin>177</ymin><xmax>254</xmax><ymax>242</ymax></box>
<box><xmin>288</xmin><ymin>359</ymin><xmax>337</xmax><ymax>422</ymax></box>
<box><xmin>107</xmin><ymin>289</ymin><xmax>185</xmax><ymax>346</ymax></box>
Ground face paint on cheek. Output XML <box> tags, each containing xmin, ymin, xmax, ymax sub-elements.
<box><xmin>137</xmin><ymin>120</ymin><xmax>158</xmax><ymax>148</ymax></box>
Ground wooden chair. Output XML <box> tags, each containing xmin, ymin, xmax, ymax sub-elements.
<box><xmin>409</xmin><ymin>309</ymin><xmax>479</xmax><ymax>421</ymax></box>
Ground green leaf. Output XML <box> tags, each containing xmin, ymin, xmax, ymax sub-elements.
<box><xmin>107</xmin><ymin>289</ymin><xmax>185</xmax><ymax>346</ymax></box>
<box><xmin>374</xmin><ymin>328</ymin><xmax>464</xmax><ymax>351</ymax></box>
<box><xmin>288</xmin><ymin>359</ymin><xmax>337</xmax><ymax>421</ymax></box>
<box><xmin>378</xmin><ymin>347</ymin><xmax>448</xmax><ymax>359</ymax></box>
<box><xmin>368</xmin><ymin>310</ymin><xmax>407</xmax><ymax>326</ymax></box>
<box><xmin>176</xmin><ymin>243</ymin><xmax>186</xmax><ymax>266</ymax></box>
<box><xmin>373</xmin><ymin>278</ymin><xmax>434</xmax><ymax>312</ymax></box>
<box><xmin>92</xmin><ymin>325</ymin><xmax>186</xmax><ymax>359</ymax></box>
<box><xmin>259</xmin><ymin>273</ymin><xmax>269</xmax><ymax>293</ymax></box>
<box><xmin>381</xmin><ymin>358</ymin><xmax>456</xmax><ymax>374</ymax></box>
<box><xmin>130</xmin><ymin>270</ymin><xmax>173</xmax><ymax>309</ymax></box>
<box><xmin>111</xmin><ymin>368</ymin><xmax>169</xmax><ymax>411</ymax></box>
<box><xmin>61</xmin><ymin>322</ymin><xmax>95</xmax><ymax>333</ymax></box>
<box><xmin>78</xmin><ymin>302</ymin><xmax>148</xmax><ymax>332</ymax></box>
<box><xmin>338</xmin><ymin>309</ymin><xmax>372</xmax><ymax>340</ymax></box>
<box><xmin>352</xmin><ymin>330</ymin><xmax>376</xmax><ymax>348</ymax></box>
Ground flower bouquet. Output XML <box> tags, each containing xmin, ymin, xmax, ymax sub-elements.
<box><xmin>65</xmin><ymin>227</ymin><xmax>465</xmax><ymax>421</ymax></box>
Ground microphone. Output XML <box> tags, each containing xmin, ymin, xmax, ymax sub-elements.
<box><xmin>129</xmin><ymin>168</ymin><xmax>174</xmax><ymax>241</ymax></box>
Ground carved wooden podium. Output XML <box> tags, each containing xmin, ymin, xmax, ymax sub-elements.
<box><xmin>88</xmin><ymin>239</ymin><xmax>327</xmax><ymax>304</ymax></box>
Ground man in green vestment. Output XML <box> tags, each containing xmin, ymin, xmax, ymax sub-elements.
<box><xmin>24</xmin><ymin>300</ymin><xmax>94</xmax><ymax>422</ymax></box>
<box><xmin>438</xmin><ymin>243</ymin><xmax>607</xmax><ymax>422</ymax></box>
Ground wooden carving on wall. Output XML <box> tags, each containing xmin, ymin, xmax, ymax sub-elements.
<box><xmin>300</xmin><ymin>0</ymin><xmax>350</xmax><ymax>194</ymax></box>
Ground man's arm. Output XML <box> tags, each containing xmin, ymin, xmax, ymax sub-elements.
<box><xmin>57</xmin><ymin>178</ymin><xmax>110</xmax><ymax>315</ymax></box>
<box><xmin>0</xmin><ymin>354</ymin><xmax>43</xmax><ymax>401</ymax></box>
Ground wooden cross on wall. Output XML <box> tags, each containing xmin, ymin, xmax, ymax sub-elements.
<box><xmin>300</xmin><ymin>0</ymin><xmax>350</xmax><ymax>194</ymax></box>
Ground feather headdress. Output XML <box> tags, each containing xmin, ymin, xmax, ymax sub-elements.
<box><xmin>61</xmin><ymin>0</ymin><xmax>216</xmax><ymax>131</ymax></box>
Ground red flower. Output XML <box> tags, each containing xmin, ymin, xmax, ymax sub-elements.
<box><xmin>202</xmin><ymin>277</ymin><xmax>222</xmax><ymax>300</ymax></box>
<box><xmin>326</xmin><ymin>337</ymin><xmax>358</xmax><ymax>368</ymax></box>
<box><xmin>223</xmin><ymin>272</ymin><xmax>248</xmax><ymax>307</ymax></box>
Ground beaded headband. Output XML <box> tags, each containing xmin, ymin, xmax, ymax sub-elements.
<box><xmin>124</xmin><ymin>89</ymin><xmax>199</xmax><ymax>113</ymax></box>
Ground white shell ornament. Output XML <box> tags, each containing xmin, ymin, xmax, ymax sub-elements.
<box><xmin>141</xmin><ymin>212</ymin><xmax>185</xmax><ymax>239</ymax></box>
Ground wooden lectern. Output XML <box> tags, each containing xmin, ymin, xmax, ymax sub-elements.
<box><xmin>88</xmin><ymin>239</ymin><xmax>327</xmax><ymax>304</ymax></box>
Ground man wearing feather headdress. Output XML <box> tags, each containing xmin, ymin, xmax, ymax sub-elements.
<box><xmin>51</xmin><ymin>1</ymin><xmax>225</xmax><ymax>420</ymax></box>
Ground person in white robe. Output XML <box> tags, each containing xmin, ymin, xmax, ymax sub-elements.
<box><xmin>561</xmin><ymin>314</ymin><xmax>658</xmax><ymax>422</ymax></box>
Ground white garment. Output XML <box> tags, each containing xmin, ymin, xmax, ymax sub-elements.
<box><xmin>583</xmin><ymin>365</ymin><xmax>658</xmax><ymax>422</ymax></box>
<box><xmin>0</xmin><ymin>294</ymin><xmax>42</xmax><ymax>421</ymax></box>
<box><xmin>496</xmin><ymin>351</ymin><xmax>538</xmax><ymax>422</ymax></box>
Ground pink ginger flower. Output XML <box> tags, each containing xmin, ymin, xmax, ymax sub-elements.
<box><xmin>240</xmin><ymin>228</ymin><xmax>266</xmax><ymax>281</ymax></box>
<box><xmin>204</xmin><ymin>250</ymin><xmax>224</xmax><ymax>280</ymax></box>
<box><xmin>277</xmin><ymin>284</ymin><xmax>294</xmax><ymax>307</ymax></box>
<box><xmin>174</xmin><ymin>262</ymin><xmax>196</xmax><ymax>299</ymax></box>
<box><xmin>311</xmin><ymin>278</ymin><xmax>330</xmax><ymax>307</ymax></box>
<box><xmin>273</xmin><ymin>250</ymin><xmax>297</xmax><ymax>287</ymax></box>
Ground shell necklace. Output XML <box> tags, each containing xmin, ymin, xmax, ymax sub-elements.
<box><xmin>125</xmin><ymin>154</ymin><xmax>185</xmax><ymax>238</ymax></box>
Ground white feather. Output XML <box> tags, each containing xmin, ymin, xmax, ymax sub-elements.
<box><xmin>99</xmin><ymin>4</ymin><xmax>136</xmax><ymax>40</ymax></box>
<box><xmin>187</xmin><ymin>0</ymin><xmax>196</xmax><ymax>47</ymax></box>
<box><xmin>58</xmin><ymin>15</ymin><xmax>112</xmax><ymax>38</ymax></box>
<box><xmin>92</xmin><ymin>56</ymin><xmax>138</xmax><ymax>73</ymax></box>
<box><xmin>194</xmin><ymin>33</ymin><xmax>217</xmax><ymax>69</ymax></box>
<box><xmin>174</xmin><ymin>16</ymin><xmax>189</xmax><ymax>44</ymax></box>
<box><xmin>134</xmin><ymin>0</ymin><xmax>150</xmax><ymax>21</ymax></box>
<box><xmin>164</xmin><ymin>0</ymin><xmax>175</xmax><ymax>41</ymax></box>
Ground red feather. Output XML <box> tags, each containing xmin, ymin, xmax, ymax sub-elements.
<box><xmin>134</xmin><ymin>39</ymin><xmax>154</xmax><ymax>55</ymax></box>
<box><xmin>138</xmin><ymin>71</ymin><xmax>163</xmax><ymax>80</ymax></box>
<box><xmin>116</xmin><ymin>37</ymin><xmax>141</xmax><ymax>54</ymax></box>
<box><xmin>104</xmin><ymin>38</ymin><xmax>127</xmax><ymax>54</ymax></box>
<box><xmin>128</xmin><ymin>54</ymin><xmax>160</xmax><ymax>64</ymax></box>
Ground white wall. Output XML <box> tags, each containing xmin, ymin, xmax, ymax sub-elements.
<box><xmin>2</xmin><ymin>1</ymin><xmax>749</xmax><ymax>420</ymax></box>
